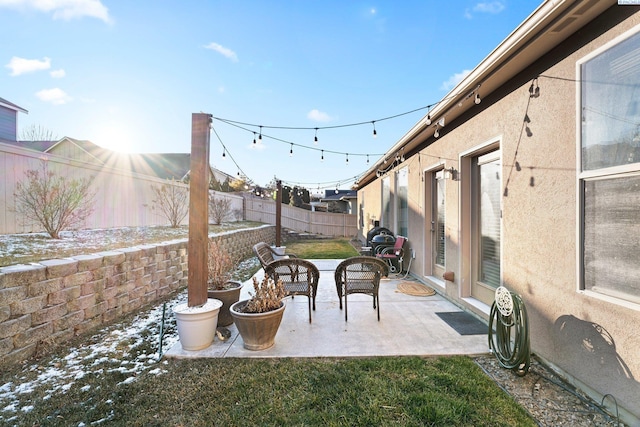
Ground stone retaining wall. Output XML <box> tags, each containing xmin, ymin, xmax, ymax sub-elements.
<box><xmin>0</xmin><ymin>225</ymin><xmax>275</xmax><ymax>366</ymax></box>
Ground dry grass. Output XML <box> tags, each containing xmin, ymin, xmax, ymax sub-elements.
<box><xmin>0</xmin><ymin>221</ymin><xmax>263</xmax><ymax>267</ymax></box>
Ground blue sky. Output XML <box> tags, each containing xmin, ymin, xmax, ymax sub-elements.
<box><xmin>1</xmin><ymin>0</ymin><xmax>542</xmax><ymax>190</ymax></box>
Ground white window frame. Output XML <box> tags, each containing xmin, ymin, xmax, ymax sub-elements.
<box><xmin>576</xmin><ymin>24</ymin><xmax>640</xmax><ymax>311</ymax></box>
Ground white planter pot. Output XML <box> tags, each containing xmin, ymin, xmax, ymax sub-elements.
<box><xmin>173</xmin><ymin>298</ymin><xmax>223</xmax><ymax>351</ymax></box>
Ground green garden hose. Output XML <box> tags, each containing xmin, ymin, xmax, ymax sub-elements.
<box><xmin>488</xmin><ymin>286</ymin><xmax>531</xmax><ymax>376</ymax></box>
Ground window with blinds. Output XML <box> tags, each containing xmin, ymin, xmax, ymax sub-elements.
<box><xmin>583</xmin><ymin>176</ymin><xmax>640</xmax><ymax>304</ymax></box>
<box><xmin>382</xmin><ymin>177</ymin><xmax>391</xmax><ymax>228</ymax></box>
<box><xmin>435</xmin><ymin>171</ymin><xmax>446</xmax><ymax>267</ymax></box>
<box><xmin>397</xmin><ymin>167</ymin><xmax>408</xmax><ymax>237</ymax></box>
<box><xmin>579</xmin><ymin>27</ymin><xmax>640</xmax><ymax>306</ymax></box>
<box><xmin>476</xmin><ymin>152</ymin><xmax>501</xmax><ymax>288</ymax></box>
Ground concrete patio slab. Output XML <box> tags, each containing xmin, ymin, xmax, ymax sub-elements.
<box><xmin>165</xmin><ymin>260</ymin><xmax>490</xmax><ymax>360</ymax></box>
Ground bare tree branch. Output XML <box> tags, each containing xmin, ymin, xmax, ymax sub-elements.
<box><xmin>151</xmin><ymin>180</ymin><xmax>189</xmax><ymax>228</ymax></box>
<box><xmin>13</xmin><ymin>160</ymin><xmax>96</xmax><ymax>239</ymax></box>
<box><xmin>209</xmin><ymin>196</ymin><xmax>232</xmax><ymax>225</ymax></box>
<box><xmin>20</xmin><ymin>124</ymin><xmax>58</xmax><ymax>141</ymax></box>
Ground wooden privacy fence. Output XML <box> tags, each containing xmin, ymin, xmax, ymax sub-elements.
<box><xmin>243</xmin><ymin>195</ymin><xmax>358</xmax><ymax>237</ymax></box>
<box><xmin>0</xmin><ymin>143</ymin><xmax>243</xmax><ymax>234</ymax></box>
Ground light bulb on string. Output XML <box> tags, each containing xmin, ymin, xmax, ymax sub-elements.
<box><xmin>222</xmin><ymin>149</ymin><xmax>226</xmax><ymax>158</ymax></box>
<box><xmin>475</xmin><ymin>93</ymin><xmax>481</xmax><ymax>104</ymax></box>
<box><xmin>346</xmin><ymin>153</ymin><xmax>349</xmax><ymax>165</ymax></box>
<box><xmin>366</xmin><ymin>154</ymin><xmax>369</xmax><ymax>164</ymax></box>
<box><xmin>321</xmin><ymin>149</ymin><xmax>324</xmax><ymax>162</ymax></box>
<box><xmin>258</xmin><ymin>126</ymin><xmax>262</xmax><ymax>142</ymax></box>
<box><xmin>314</xmin><ymin>128</ymin><xmax>318</xmax><ymax>144</ymax></box>
<box><xmin>425</xmin><ymin>113</ymin><xmax>431</xmax><ymax>126</ymax></box>
<box><xmin>289</xmin><ymin>143</ymin><xmax>293</xmax><ymax>157</ymax></box>
<box><xmin>253</xmin><ymin>132</ymin><xmax>257</xmax><ymax>144</ymax></box>
<box><xmin>434</xmin><ymin>125</ymin><xmax>440</xmax><ymax>138</ymax></box>
<box><xmin>372</xmin><ymin>121</ymin><xmax>377</xmax><ymax>138</ymax></box>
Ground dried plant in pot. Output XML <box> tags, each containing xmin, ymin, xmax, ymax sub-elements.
<box><xmin>230</xmin><ymin>275</ymin><xmax>287</xmax><ymax>350</ymax></box>
<box><xmin>206</xmin><ymin>240</ymin><xmax>243</xmax><ymax>327</ymax></box>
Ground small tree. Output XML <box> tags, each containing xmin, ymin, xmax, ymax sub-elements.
<box><xmin>13</xmin><ymin>160</ymin><xmax>96</xmax><ymax>239</ymax></box>
<box><xmin>20</xmin><ymin>124</ymin><xmax>58</xmax><ymax>141</ymax></box>
<box><xmin>209</xmin><ymin>195</ymin><xmax>232</xmax><ymax>225</ymax></box>
<box><xmin>151</xmin><ymin>180</ymin><xmax>189</xmax><ymax>228</ymax></box>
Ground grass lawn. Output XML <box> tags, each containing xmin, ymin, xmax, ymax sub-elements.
<box><xmin>285</xmin><ymin>237</ymin><xmax>359</xmax><ymax>259</ymax></box>
<box><xmin>6</xmin><ymin>356</ymin><xmax>536</xmax><ymax>426</ymax></box>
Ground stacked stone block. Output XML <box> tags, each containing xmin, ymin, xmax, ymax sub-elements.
<box><xmin>0</xmin><ymin>225</ymin><xmax>275</xmax><ymax>366</ymax></box>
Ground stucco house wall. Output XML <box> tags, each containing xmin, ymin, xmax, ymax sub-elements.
<box><xmin>357</xmin><ymin>3</ymin><xmax>640</xmax><ymax>424</ymax></box>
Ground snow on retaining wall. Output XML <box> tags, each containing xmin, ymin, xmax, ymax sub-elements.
<box><xmin>0</xmin><ymin>225</ymin><xmax>275</xmax><ymax>366</ymax></box>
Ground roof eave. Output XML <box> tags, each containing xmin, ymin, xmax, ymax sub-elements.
<box><xmin>355</xmin><ymin>0</ymin><xmax>617</xmax><ymax>189</ymax></box>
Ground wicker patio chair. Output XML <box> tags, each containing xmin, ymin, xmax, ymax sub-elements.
<box><xmin>334</xmin><ymin>256</ymin><xmax>389</xmax><ymax>321</ymax></box>
<box><xmin>252</xmin><ymin>242</ymin><xmax>297</xmax><ymax>270</ymax></box>
<box><xmin>264</xmin><ymin>258</ymin><xmax>319</xmax><ymax>323</ymax></box>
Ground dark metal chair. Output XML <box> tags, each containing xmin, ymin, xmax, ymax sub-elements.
<box><xmin>253</xmin><ymin>242</ymin><xmax>297</xmax><ymax>270</ymax></box>
<box><xmin>334</xmin><ymin>256</ymin><xmax>389</xmax><ymax>321</ymax></box>
<box><xmin>264</xmin><ymin>258</ymin><xmax>319</xmax><ymax>323</ymax></box>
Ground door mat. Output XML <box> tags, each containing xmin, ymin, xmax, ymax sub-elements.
<box><xmin>395</xmin><ymin>282</ymin><xmax>436</xmax><ymax>296</ymax></box>
<box><xmin>435</xmin><ymin>311</ymin><xmax>487</xmax><ymax>336</ymax></box>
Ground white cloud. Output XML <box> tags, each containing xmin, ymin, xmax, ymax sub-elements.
<box><xmin>441</xmin><ymin>70</ymin><xmax>471</xmax><ymax>91</ymax></box>
<box><xmin>50</xmin><ymin>68</ymin><xmax>66</xmax><ymax>78</ymax></box>
<box><xmin>204</xmin><ymin>42</ymin><xmax>238</xmax><ymax>62</ymax></box>
<box><xmin>307</xmin><ymin>109</ymin><xmax>332</xmax><ymax>122</ymax></box>
<box><xmin>474</xmin><ymin>1</ymin><xmax>506</xmax><ymax>14</ymax></box>
<box><xmin>6</xmin><ymin>56</ymin><xmax>51</xmax><ymax>76</ymax></box>
<box><xmin>36</xmin><ymin>88</ymin><xmax>72</xmax><ymax>105</ymax></box>
<box><xmin>0</xmin><ymin>0</ymin><xmax>112</xmax><ymax>23</ymax></box>
<box><xmin>465</xmin><ymin>1</ymin><xmax>505</xmax><ymax>19</ymax></box>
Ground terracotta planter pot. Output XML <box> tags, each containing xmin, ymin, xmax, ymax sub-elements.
<box><xmin>230</xmin><ymin>300</ymin><xmax>286</xmax><ymax>350</ymax></box>
<box><xmin>207</xmin><ymin>281</ymin><xmax>243</xmax><ymax>327</ymax></box>
<box><xmin>173</xmin><ymin>298</ymin><xmax>222</xmax><ymax>351</ymax></box>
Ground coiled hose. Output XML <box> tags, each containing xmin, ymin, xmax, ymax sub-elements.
<box><xmin>488</xmin><ymin>287</ymin><xmax>531</xmax><ymax>376</ymax></box>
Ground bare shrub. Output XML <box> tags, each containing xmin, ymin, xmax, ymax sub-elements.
<box><xmin>151</xmin><ymin>180</ymin><xmax>189</xmax><ymax>228</ymax></box>
<box><xmin>207</xmin><ymin>240</ymin><xmax>238</xmax><ymax>290</ymax></box>
<box><xmin>13</xmin><ymin>160</ymin><xmax>96</xmax><ymax>239</ymax></box>
<box><xmin>209</xmin><ymin>196</ymin><xmax>232</xmax><ymax>225</ymax></box>
<box><xmin>242</xmin><ymin>276</ymin><xmax>287</xmax><ymax>313</ymax></box>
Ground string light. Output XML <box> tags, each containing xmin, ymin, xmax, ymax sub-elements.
<box><xmin>253</xmin><ymin>132</ymin><xmax>257</xmax><ymax>144</ymax></box>
<box><xmin>222</xmin><ymin>149</ymin><xmax>226</xmax><ymax>158</ymax></box>
<box><xmin>434</xmin><ymin>125</ymin><xmax>440</xmax><ymax>138</ymax></box>
<box><xmin>475</xmin><ymin>93</ymin><xmax>482</xmax><ymax>104</ymax></box>
<box><xmin>211</xmin><ymin>89</ymin><xmax>489</xmax><ymax>188</ymax></box>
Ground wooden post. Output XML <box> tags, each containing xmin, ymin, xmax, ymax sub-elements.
<box><xmin>275</xmin><ymin>180</ymin><xmax>282</xmax><ymax>247</ymax></box>
<box><xmin>188</xmin><ymin>113</ymin><xmax>211</xmax><ymax>307</ymax></box>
